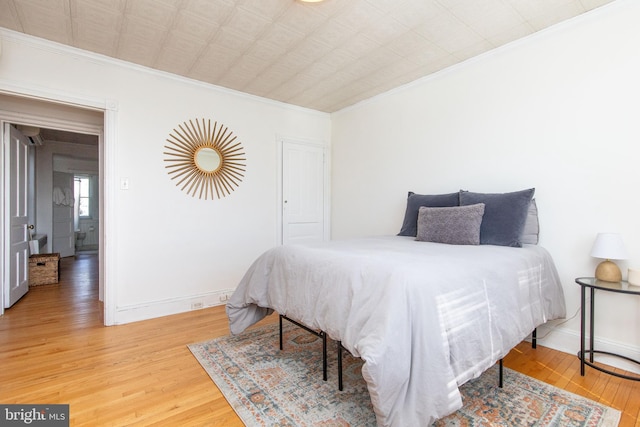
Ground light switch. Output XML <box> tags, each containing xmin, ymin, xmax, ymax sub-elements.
<box><xmin>120</xmin><ymin>178</ymin><xmax>129</xmax><ymax>190</ymax></box>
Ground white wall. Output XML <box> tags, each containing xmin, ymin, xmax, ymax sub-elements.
<box><xmin>0</xmin><ymin>29</ymin><xmax>331</xmax><ymax>323</ymax></box>
<box><xmin>331</xmin><ymin>0</ymin><xmax>640</xmax><ymax>369</ymax></box>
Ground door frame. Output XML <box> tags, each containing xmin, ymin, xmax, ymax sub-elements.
<box><xmin>276</xmin><ymin>135</ymin><xmax>331</xmax><ymax>245</ymax></box>
<box><xmin>0</xmin><ymin>83</ymin><xmax>118</xmax><ymax>325</ymax></box>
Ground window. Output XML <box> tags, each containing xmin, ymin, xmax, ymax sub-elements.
<box><xmin>75</xmin><ymin>176</ymin><xmax>90</xmax><ymax>218</ymax></box>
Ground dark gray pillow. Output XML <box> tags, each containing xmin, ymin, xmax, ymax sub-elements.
<box><xmin>416</xmin><ymin>204</ymin><xmax>485</xmax><ymax>245</ymax></box>
<box><xmin>520</xmin><ymin>199</ymin><xmax>539</xmax><ymax>245</ymax></box>
<box><xmin>398</xmin><ymin>191</ymin><xmax>460</xmax><ymax>237</ymax></box>
<box><xmin>459</xmin><ymin>188</ymin><xmax>535</xmax><ymax>247</ymax></box>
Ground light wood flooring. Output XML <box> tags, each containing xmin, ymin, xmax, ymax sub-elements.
<box><xmin>1</xmin><ymin>254</ymin><xmax>638</xmax><ymax>426</ymax></box>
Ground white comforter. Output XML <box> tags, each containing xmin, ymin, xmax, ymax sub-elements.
<box><xmin>226</xmin><ymin>236</ymin><xmax>566</xmax><ymax>426</ymax></box>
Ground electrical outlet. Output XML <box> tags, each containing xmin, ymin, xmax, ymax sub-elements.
<box><xmin>219</xmin><ymin>293</ymin><xmax>231</xmax><ymax>302</ymax></box>
<box><xmin>191</xmin><ymin>302</ymin><xmax>203</xmax><ymax>310</ymax></box>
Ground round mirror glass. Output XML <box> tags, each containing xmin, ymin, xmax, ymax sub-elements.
<box><xmin>195</xmin><ymin>147</ymin><xmax>221</xmax><ymax>172</ymax></box>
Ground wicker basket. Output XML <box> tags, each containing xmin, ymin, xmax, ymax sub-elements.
<box><xmin>29</xmin><ymin>253</ymin><xmax>60</xmax><ymax>286</ymax></box>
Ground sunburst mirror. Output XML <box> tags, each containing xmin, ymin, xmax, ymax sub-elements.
<box><xmin>164</xmin><ymin>118</ymin><xmax>246</xmax><ymax>200</ymax></box>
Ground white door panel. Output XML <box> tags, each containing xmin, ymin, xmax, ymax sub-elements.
<box><xmin>282</xmin><ymin>141</ymin><xmax>326</xmax><ymax>245</ymax></box>
<box><xmin>286</xmin><ymin>222</ymin><xmax>324</xmax><ymax>245</ymax></box>
<box><xmin>4</xmin><ymin>124</ymin><xmax>30</xmax><ymax>308</ymax></box>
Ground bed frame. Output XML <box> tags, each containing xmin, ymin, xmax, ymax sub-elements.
<box><xmin>279</xmin><ymin>313</ymin><xmax>537</xmax><ymax>390</ymax></box>
<box><xmin>279</xmin><ymin>314</ymin><xmax>328</xmax><ymax>381</ymax></box>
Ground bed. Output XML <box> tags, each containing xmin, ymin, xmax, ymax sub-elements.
<box><xmin>226</xmin><ymin>189</ymin><xmax>567</xmax><ymax>426</ymax></box>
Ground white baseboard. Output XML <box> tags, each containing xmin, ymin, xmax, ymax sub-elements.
<box><xmin>114</xmin><ymin>289</ymin><xmax>235</xmax><ymax>325</ymax></box>
<box><xmin>535</xmin><ymin>324</ymin><xmax>640</xmax><ymax>375</ymax></box>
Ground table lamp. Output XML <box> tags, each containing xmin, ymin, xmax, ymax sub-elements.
<box><xmin>590</xmin><ymin>232</ymin><xmax>628</xmax><ymax>282</ymax></box>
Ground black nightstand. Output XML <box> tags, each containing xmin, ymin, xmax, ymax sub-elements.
<box><xmin>576</xmin><ymin>277</ymin><xmax>640</xmax><ymax>381</ymax></box>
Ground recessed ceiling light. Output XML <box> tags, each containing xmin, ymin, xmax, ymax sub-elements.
<box><xmin>298</xmin><ymin>0</ymin><xmax>325</xmax><ymax>3</ymax></box>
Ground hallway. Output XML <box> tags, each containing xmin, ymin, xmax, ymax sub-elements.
<box><xmin>2</xmin><ymin>253</ymin><xmax>102</xmax><ymax>332</ymax></box>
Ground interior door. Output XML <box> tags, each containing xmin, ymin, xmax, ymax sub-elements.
<box><xmin>52</xmin><ymin>172</ymin><xmax>75</xmax><ymax>257</ymax></box>
<box><xmin>282</xmin><ymin>141</ymin><xmax>326</xmax><ymax>245</ymax></box>
<box><xmin>4</xmin><ymin>124</ymin><xmax>30</xmax><ymax>308</ymax></box>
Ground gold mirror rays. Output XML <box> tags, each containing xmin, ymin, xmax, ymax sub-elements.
<box><xmin>164</xmin><ymin>118</ymin><xmax>246</xmax><ymax>200</ymax></box>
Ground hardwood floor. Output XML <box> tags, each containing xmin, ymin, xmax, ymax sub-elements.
<box><xmin>1</xmin><ymin>254</ymin><xmax>638</xmax><ymax>426</ymax></box>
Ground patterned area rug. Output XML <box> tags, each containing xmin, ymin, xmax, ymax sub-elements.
<box><xmin>188</xmin><ymin>322</ymin><xmax>621</xmax><ymax>426</ymax></box>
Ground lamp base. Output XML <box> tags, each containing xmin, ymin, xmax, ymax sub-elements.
<box><xmin>595</xmin><ymin>260</ymin><xmax>622</xmax><ymax>282</ymax></box>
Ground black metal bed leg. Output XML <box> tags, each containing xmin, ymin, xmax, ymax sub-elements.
<box><xmin>499</xmin><ymin>359</ymin><xmax>503</xmax><ymax>388</ymax></box>
<box><xmin>532</xmin><ymin>328</ymin><xmax>537</xmax><ymax>349</ymax></box>
<box><xmin>338</xmin><ymin>341</ymin><xmax>343</xmax><ymax>391</ymax></box>
<box><xmin>322</xmin><ymin>332</ymin><xmax>327</xmax><ymax>381</ymax></box>
<box><xmin>279</xmin><ymin>315</ymin><xmax>283</xmax><ymax>350</ymax></box>
<box><xmin>279</xmin><ymin>315</ymin><xmax>327</xmax><ymax>382</ymax></box>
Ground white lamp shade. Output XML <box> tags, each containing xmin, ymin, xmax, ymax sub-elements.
<box><xmin>590</xmin><ymin>232</ymin><xmax>628</xmax><ymax>260</ymax></box>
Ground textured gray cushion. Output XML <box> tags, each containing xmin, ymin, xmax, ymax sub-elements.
<box><xmin>520</xmin><ymin>199</ymin><xmax>539</xmax><ymax>245</ymax></box>
<box><xmin>416</xmin><ymin>204</ymin><xmax>485</xmax><ymax>245</ymax></box>
<box><xmin>459</xmin><ymin>188</ymin><xmax>535</xmax><ymax>247</ymax></box>
<box><xmin>398</xmin><ymin>191</ymin><xmax>460</xmax><ymax>237</ymax></box>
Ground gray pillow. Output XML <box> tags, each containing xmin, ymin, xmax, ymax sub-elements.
<box><xmin>459</xmin><ymin>188</ymin><xmax>535</xmax><ymax>247</ymax></box>
<box><xmin>520</xmin><ymin>199</ymin><xmax>539</xmax><ymax>245</ymax></box>
<box><xmin>416</xmin><ymin>204</ymin><xmax>485</xmax><ymax>245</ymax></box>
<box><xmin>398</xmin><ymin>191</ymin><xmax>460</xmax><ymax>237</ymax></box>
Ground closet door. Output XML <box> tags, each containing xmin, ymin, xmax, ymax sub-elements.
<box><xmin>281</xmin><ymin>140</ymin><xmax>327</xmax><ymax>245</ymax></box>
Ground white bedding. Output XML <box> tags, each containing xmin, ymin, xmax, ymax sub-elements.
<box><xmin>226</xmin><ymin>236</ymin><xmax>566</xmax><ymax>426</ymax></box>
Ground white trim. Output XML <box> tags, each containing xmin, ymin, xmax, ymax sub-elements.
<box><xmin>276</xmin><ymin>138</ymin><xmax>284</xmax><ymax>245</ymax></box>
<box><xmin>0</xmin><ymin>81</ymin><xmax>108</xmax><ymax>113</ymax></box>
<box><xmin>0</xmin><ymin>110</ymin><xmax>101</xmax><ymax>134</ymax></box>
<box><xmin>0</xmin><ymin>124</ymin><xmax>7</xmax><ymax>314</ymax></box>
<box><xmin>102</xmin><ymin>107</ymin><xmax>116</xmax><ymax>325</ymax></box>
<box><xmin>113</xmin><ymin>289</ymin><xmax>235</xmax><ymax>325</ymax></box>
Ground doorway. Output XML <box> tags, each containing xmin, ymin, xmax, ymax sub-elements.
<box><xmin>0</xmin><ymin>92</ymin><xmax>110</xmax><ymax>322</ymax></box>
<box><xmin>3</xmin><ymin>124</ymin><xmax>101</xmax><ymax>306</ymax></box>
